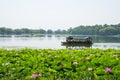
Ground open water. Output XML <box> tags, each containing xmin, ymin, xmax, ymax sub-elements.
<box><xmin>0</xmin><ymin>35</ymin><xmax>120</xmax><ymax>49</ymax></box>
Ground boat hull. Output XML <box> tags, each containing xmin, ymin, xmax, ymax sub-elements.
<box><xmin>62</xmin><ymin>41</ymin><xmax>92</xmax><ymax>44</ymax></box>
<box><xmin>62</xmin><ymin>41</ymin><xmax>92</xmax><ymax>47</ymax></box>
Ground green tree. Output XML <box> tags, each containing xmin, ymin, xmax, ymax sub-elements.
<box><xmin>99</xmin><ymin>26</ymin><xmax>116</xmax><ymax>35</ymax></box>
<box><xmin>54</xmin><ymin>29</ymin><xmax>62</xmax><ymax>34</ymax></box>
<box><xmin>47</xmin><ymin>29</ymin><xmax>53</xmax><ymax>34</ymax></box>
<box><xmin>39</xmin><ymin>29</ymin><xmax>46</xmax><ymax>34</ymax></box>
<box><xmin>0</xmin><ymin>27</ymin><xmax>13</xmax><ymax>35</ymax></box>
<box><xmin>6</xmin><ymin>28</ymin><xmax>13</xmax><ymax>35</ymax></box>
<box><xmin>14</xmin><ymin>29</ymin><xmax>24</xmax><ymax>35</ymax></box>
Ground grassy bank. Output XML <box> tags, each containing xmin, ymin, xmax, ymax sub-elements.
<box><xmin>0</xmin><ymin>48</ymin><xmax>120</xmax><ymax>80</ymax></box>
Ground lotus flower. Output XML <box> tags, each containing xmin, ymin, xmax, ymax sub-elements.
<box><xmin>31</xmin><ymin>72</ymin><xmax>42</xmax><ymax>79</ymax></box>
<box><xmin>73</xmin><ymin>61</ymin><xmax>78</xmax><ymax>65</ymax></box>
<box><xmin>61</xmin><ymin>64</ymin><xmax>64</xmax><ymax>67</ymax></box>
<box><xmin>31</xmin><ymin>74</ymin><xmax>37</xmax><ymax>79</ymax></box>
<box><xmin>105</xmin><ymin>67</ymin><xmax>112</xmax><ymax>73</ymax></box>
<box><xmin>37</xmin><ymin>72</ymin><xmax>42</xmax><ymax>76</ymax></box>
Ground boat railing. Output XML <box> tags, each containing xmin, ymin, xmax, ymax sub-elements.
<box><xmin>66</xmin><ymin>36</ymin><xmax>92</xmax><ymax>42</ymax></box>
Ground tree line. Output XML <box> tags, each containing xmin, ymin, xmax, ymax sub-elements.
<box><xmin>0</xmin><ymin>28</ymin><xmax>67</xmax><ymax>35</ymax></box>
<box><xmin>68</xmin><ymin>23</ymin><xmax>120</xmax><ymax>35</ymax></box>
<box><xmin>0</xmin><ymin>23</ymin><xmax>120</xmax><ymax>35</ymax></box>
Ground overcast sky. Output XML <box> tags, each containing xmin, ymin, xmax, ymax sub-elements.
<box><xmin>0</xmin><ymin>0</ymin><xmax>120</xmax><ymax>30</ymax></box>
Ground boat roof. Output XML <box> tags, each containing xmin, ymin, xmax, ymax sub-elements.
<box><xmin>67</xmin><ymin>36</ymin><xmax>91</xmax><ymax>39</ymax></box>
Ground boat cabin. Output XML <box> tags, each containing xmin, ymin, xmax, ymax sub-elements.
<box><xmin>66</xmin><ymin>36</ymin><xmax>92</xmax><ymax>43</ymax></box>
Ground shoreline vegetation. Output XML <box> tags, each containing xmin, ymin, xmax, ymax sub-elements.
<box><xmin>0</xmin><ymin>48</ymin><xmax>120</xmax><ymax>80</ymax></box>
<box><xmin>0</xmin><ymin>23</ymin><xmax>120</xmax><ymax>36</ymax></box>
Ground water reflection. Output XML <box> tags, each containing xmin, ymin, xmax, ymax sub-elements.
<box><xmin>0</xmin><ymin>35</ymin><xmax>12</xmax><ymax>37</ymax></box>
<box><xmin>0</xmin><ymin>37</ymin><xmax>12</xmax><ymax>41</ymax></box>
<box><xmin>61</xmin><ymin>43</ymin><xmax>92</xmax><ymax>49</ymax></box>
<box><xmin>92</xmin><ymin>36</ymin><xmax>120</xmax><ymax>43</ymax></box>
<box><xmin>46</xmin><ymin>35</ymin><xmax>52</xmax><ymax>37</ymax></box>
<box><xmin>92</xmin><ymin>43</ymin><xmax>120</xmax><ymax>49</ymax></box>
<box><xmin>0</xmin><ymin>35</ymin><xmax>120</xmax><ymax>49</ymax></box>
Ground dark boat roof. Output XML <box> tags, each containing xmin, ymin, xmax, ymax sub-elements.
<box><xmin>67</xmin><ymin>36</ymin><xmax>91</xmax><ymax>39</ymax></box>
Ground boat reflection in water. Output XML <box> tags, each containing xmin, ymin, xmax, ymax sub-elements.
<box><xmin>61</xmin><ymin>36</ymin><xmax>93</xmax><ymax>49</ymax></box>
<box><xmin>62</xmin><ymin>42</ymin><xmax>92</xmax><ymax>49</ymax></box>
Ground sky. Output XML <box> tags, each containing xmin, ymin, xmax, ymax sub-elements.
<box><xmin>0</xmin><ymin>0</ymin><xmax>120</xmax><ymax>30</ymax></box>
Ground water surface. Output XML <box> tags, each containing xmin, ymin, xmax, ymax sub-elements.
<box><xmin>0</xmin><ymin>35</ymin><xmax>120</xmax><ymax>49</ymax></box>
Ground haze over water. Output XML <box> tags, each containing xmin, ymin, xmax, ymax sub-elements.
<box><xmin>0</xmin><ymin>35</ymin><xmax>120</xmax><ymax>49</ymax></box>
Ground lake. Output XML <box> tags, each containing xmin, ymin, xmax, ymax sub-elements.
<box><xmin>0</xmin><ymin>35</ymin><xmax>120</xmax><ymax>49</ymax></box>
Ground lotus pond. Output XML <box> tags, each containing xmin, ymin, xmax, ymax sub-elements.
<box><xmin>0</xmin><ymin>48</ymin><xmax>120</xmax><ymax>80</ymax></box>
